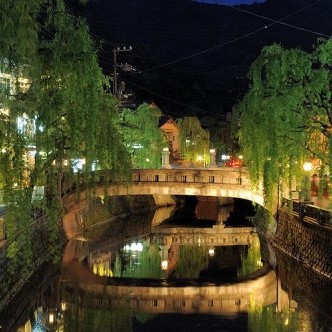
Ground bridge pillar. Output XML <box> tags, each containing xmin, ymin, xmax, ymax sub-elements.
<box><xmin>216</xmin><ymin>205</ymin><xmax>233</xmax><ymax>226</ymax></box>
<box><xmin>161</xmin><ymin>147</ymin><xmax>171</xmax><ymax>168</ymax></box>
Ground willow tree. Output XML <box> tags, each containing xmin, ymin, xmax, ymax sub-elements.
<box><xmin>115</xmin><ymin>103</ymin><xmax>167</xmax><ymax>169</ymax></box>
<box><xmin>176</xmin><ymin>116</ymin><xmax>210</xmax><ymax>165</ymax></box>
<box><xmin>0</xmin><ymin>0</ymin><xmax>130</xmax><ymax>277</ymax></box>
<box><xmin>234</xmin><ymin>39</ymin><xmax>332</xmax><ymax>209</ymax></box>
<box><xmin>0</xmin><ymin>0</ymin><xmax>41</xmax><ymax>64</ymax></box>
<box><xmin>175</xmin><ymin>245</ymin><xmax>209</xmax><ymax>279</ymax></box>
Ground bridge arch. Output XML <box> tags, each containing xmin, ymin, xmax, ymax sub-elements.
<box><xmin>62</xmin><ymin>238</ymin><xmax>277</xmax><ymax>316</ymax></box>
<box><xmin>97</xmin><ymin>168</ymin><xmax>265</xmax><ymax>207</ymax></box>
<box><xmin>62</xmin><ymin>167</ymin><xmax>265</xmax><ymax>239</ymax></box>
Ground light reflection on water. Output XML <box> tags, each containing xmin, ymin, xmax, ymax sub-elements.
<box><xmin>0</xmin><ymin>199</ymin><xmax>331</xmax><ymax>331</ymax></box>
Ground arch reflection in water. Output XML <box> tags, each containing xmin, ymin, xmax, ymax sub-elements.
<box><xmin>60</xmin><ymin>212</ymin><xmax>276</xmax><ymax>324</ymax></box>
<box><xmin>3</xmin><ymin>203</ymin><xmax>332</xmax><ymax>331</ymax></box>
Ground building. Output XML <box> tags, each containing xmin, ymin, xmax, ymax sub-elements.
<box><xmin>159</xmin><ymin>115</ymin><xmax>181</xmax><ymax>165</ymax></box>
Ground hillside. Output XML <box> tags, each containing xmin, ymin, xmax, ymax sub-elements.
<box><xmin>66</xmin><ymin>0</ymin><xmax>332</xmax><ymax>119</ymax></box>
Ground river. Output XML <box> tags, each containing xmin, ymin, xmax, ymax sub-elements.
<box><xmin>0</xmin><ymin>198</ymin><xmax>331</xmax><ymax>331</ymax></box>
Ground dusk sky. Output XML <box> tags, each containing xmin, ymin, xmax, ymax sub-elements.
<box><xmin>194</xmin><ymin>0</ymin><xmax>265</xmax><ymax>5</ymax></box>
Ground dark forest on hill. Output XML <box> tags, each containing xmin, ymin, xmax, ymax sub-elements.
<box><xmin>66</xmin><ymin>0</ymin><xmax>332</xmax><ymax>120</ymax></box>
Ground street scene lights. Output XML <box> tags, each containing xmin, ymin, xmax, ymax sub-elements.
<box><xmin>162</xmin><ymin>147</ymin><xmax>170</xmax><ymax>168</ymax></box>
<box><xmin>303</xmin><ymin>162</ymin><xmax>313</xmax><ymax>172</ymax></box>
<box><xmin>302</xmin><ymin>161</ymin><xmax>313</xmax><ymax>202</ymax></box>
<box><xmin>209</xmin><ymin>148</ymin><xmax>216</xmax><ymax>167</ymax></box>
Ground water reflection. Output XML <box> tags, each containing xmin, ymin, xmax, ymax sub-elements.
<box><xmin>86</xmin><ymin>222</ymin><xmax>258</xmax><ymax>282</ymax></box>
<box><xmin>248</xmin><ymin>301</ymin><xmax>299</xmax><ymax>332</ymax></box>
<box><xmin>1</xmin><ymin>199</ymin><xmax>332</xmax><ymax>331</ymax></box>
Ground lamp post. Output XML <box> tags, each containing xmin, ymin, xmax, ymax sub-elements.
<box><xmin>302</xmin><ymin>161</ymin><xmax>313</xmax><ymax>202</ymax></box>
<box><xmin>161</xmin><ymin>147</ymin><xmax>171</xmax><ymax>168</ymax></box>
<box><xmin>197</xmin><ymin>155</ymin><xmax>203</xmax><ymax>168</ymax></box>
<box><xmin>209</xmin><ymin>148</ymin><xmax>217</xmax><ymax>168</ymax></box>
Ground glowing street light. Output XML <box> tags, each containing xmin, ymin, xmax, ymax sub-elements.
<box><xmin>303</xmin><ymin>162</ymin><xmax>312</xmax><ymax>172</ymax></box>
<box><xmin>302</xmin><ymin>161</ymin><xmax>313</xmax><ymax>202</ymax></box>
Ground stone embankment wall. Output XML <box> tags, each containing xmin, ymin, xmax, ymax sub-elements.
<box><xmin>63</xmin><ymin>193</ymin><xmax>177</xmax><ymax>239</ymax></box>
<box><xmin>272</xmin><ymin>208</ymin><xmax>332</xmax><ymax>279</ymax></box>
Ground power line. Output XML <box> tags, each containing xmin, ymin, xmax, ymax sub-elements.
<box><xmin>138</xmin><ymin>0</ymin><xmax>329</xmax><ymax>74</ymax></box>
<box><xmin>139</xmin><ymin>26</ymin><xmax>267</xmax><ymax>73</ymax></box>
<box><xmin>229</xmin><ymin>0</ymin><xmax>330</xmax><ymax>38</ymax></box>
<box><xmin>128</xmin><ymin>81</ymin><xmax>227</xmax><ymax>118</ymax></box>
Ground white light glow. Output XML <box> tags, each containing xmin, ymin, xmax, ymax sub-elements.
<box><xmin>208</xmin><ymin>248</ymin><xmax>215</xmax><ymax>256</ymax></box>
<box><xmin>161</xmin><ymin>260</ymin><xmax>168</xmax><ymax>270</ymax></box>
<box><xmin>303</xmin><ymin>162</ymin><xmax>312</xmax><ymax>172</ymax></box>
<box><xmin>72</xmin><ymin>158</ymin><xmax>86</xmax><ymax>172</ymax></box>
<box><xmin>48</xmin><ymin>312</ymin><xmax>55</xmax><ymax>324</ymax></box>
<box><xmin>124</xmin><ymin>242</ymin><xmax>143</xmax><ymax>252</ymax></box>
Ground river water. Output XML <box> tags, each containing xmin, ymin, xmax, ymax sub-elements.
<box><xmin>0</xmin><ymin>198</ymin><xmax>331</xmax><ymax>331</ymax></box>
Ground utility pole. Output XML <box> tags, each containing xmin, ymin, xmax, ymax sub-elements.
<box><xmin>113</xmin><ymin>46</ymin><xmax>132</xmax><ymax>98</ymax></box>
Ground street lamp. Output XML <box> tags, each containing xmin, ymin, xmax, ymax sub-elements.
<box><xmin>302</xmin><ymin>162</ymin><xmax>312</xmax><ymax>202</ymax></box>
<box><xmin>197</xmin><ymin>155</ymin><xmax>204</xmax><ymax>168</ymax></box>
<box><xmin>209</xmin><ymin>148</ymin><xmax>216</xmax><ymax>168</ymax></box>
<box><xmin>162</xmin><ymin>147</ymin><xmax>171</xmax><ymax>168</ymax></box>
<box><xmin>303</xmin><ymin>162</ymin><xmax>312</xmax><ymax>172</ymax></box>
<box><xmin>208</xmin><ymin>247</ymin><xmax>215</xmax><ymax>257</ymax></box>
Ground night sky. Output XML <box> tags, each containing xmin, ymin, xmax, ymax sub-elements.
<box><xmin>194</xmin><ymin>0</ymin><xmax>265</xmax><ymax>5</ymax></box>
<box><xmin>70</xmin><ymin>0</ymin><xmax>328</xmax><ymax>118</ymax></box>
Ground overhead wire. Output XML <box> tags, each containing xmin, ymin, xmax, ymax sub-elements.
<box><xmin>127</xmin><ymin>81</ymin><xmax>227</xmax><ymax>118</ymax></box>
<box><xmin>40</xmin><ymin>0</ymin><xmax>330</xmax><ymax>116</ymax></box>
<box><xmin>119</xmin><ymin>0</ymin><xmax>329</xmax><ymax>114</ymax></box>
<box><xmin>228</xmin><ymin>0</ymin><xmax>330</xmax><ymax>38</ymax></box>
<box><xmin>139</xmin><ymin>26</ymin><xmax>268</xmax><ymax>73</ymax></box>
<box><xmin>139</xmin><ymin>0</ymin><xmax>328</xmax><ymax>73</ymax></box>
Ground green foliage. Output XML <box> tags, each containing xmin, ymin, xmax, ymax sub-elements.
<box><xmin>64</xmin><ymin>292</ymin><xmax>133</xmax><ymax>332</ymax></box>
<box><xmin>176</xmin><ymin>116</ymin><xmax>210</xmax><ymax>164</ymax></box>
<box><xmin>116</xmin><ymin>103</ymin><xmax>166</xmax><ymax>168</ymax></box>
<box><xmin>237</xmin><ymin>236</ymin><xmax>262</xmax><ymax>278</ymax></box>
<box><xmin>122</xmin><ymin>243</ymin><xmax>162</xmax><ymax>279</ymax></box>
<box><xmin>201</xmin><ymin>115</ymin><xmax>235</xmax><ymax>159</ymax></box>
<box><xmin>248</xmin><ymin>301</ymin><xmax>299</xmax><ymax>332</ymax></box>
<box><xmin>5</xmin><ymin>189</ymin><xmax>33</xmax><ymax>274</ymax></box>
<box><xmin>0</xmin><ymin>0</ymin><xmax>41</xmax><ymax>63</ymax></box>
<box><xmin>175</xmin><ymin>245</ymin><xmax>209</xmax><ymax>279</ymax></box>
<box><xmin>234</xmin><ymin>39</ymin><xmax>332</xmax><ymax>209</ymax></box>
<box><xmin>113</xmin><ymin>253</ymin><xmax>122</xmax><ymax>277</ymax></box>
<box><xmin>0</xmin><ymin>0</ymin><xmax>131</xmax><ymax>280</ymax></box>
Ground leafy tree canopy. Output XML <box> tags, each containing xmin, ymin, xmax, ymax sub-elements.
<box><xmin>0</xmin><ymin>0</ymin><xmax>130</xmax><ymax>276</ymax></box>
<box><xmin>234</xmin><ymin>39</ymin><xmax>332</xmax><ymax>208</ymax></box>
<box><xmin>176</xmin><ymin>116</ymin><xmax>210</xmax><ymax>165</ymax></box>
<box><xmin>115</xmin><ymin>103</ymin><xmax>166</xmax><ymax>169</ymax></box>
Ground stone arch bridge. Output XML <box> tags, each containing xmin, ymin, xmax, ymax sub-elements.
<box><xmin>62</xmin><ymin>167</ymin><xmax>265</xmax><ymax>239</ymax></box>
<box><xmin>105</xmin><ymin>167</ymin><xmax>264</xmax><ymax>205</ymax></box>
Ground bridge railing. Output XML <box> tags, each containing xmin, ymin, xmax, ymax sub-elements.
<box><xmin>283</xmin><ymin>198</ymin><xmax>331</xmax><ymax>227</ymax></box>
<box><xmin>61</xmin><ymin>167</ymin><xmax>253</xmax><ymax>195</ymax></box>
<box><xmin>130</xmin><ymin>167</ymin><xmax>250</xmax><ymax>186</ymax></box>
